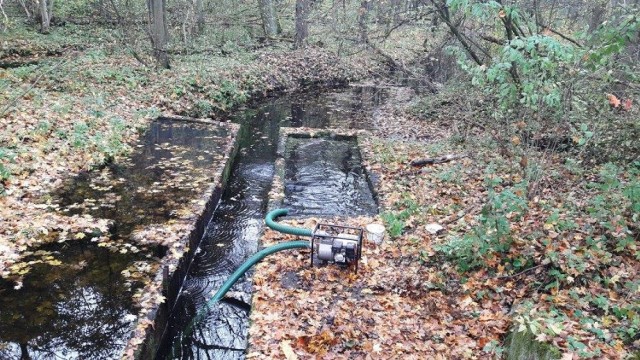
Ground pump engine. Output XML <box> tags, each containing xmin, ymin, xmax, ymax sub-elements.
<box><xmin>310</xmin><ymin>223</ymin><xmax>363</xmax><ymax>273</ymax></box>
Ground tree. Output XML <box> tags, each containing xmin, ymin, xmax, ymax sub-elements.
<box><xmin>195</xmin><ymin>0</ymin><xmax>205</xmax><ymax>34</ymax></box>
<box><xmin>357</xmin><ymin>0</ymin><xmax>370</xmax><ymax>43</ymax></box>
<box><xmin>37</xmin><ymin>0</ymin><xmax>54</xmax><ymax>34</ymax></box>
<box><xmin>148</xmin><ymin>0</ymin><xmax>170</xmax><ymax>69</ymax></box>
<box><xmin>589</xmin><ymin>1</ymin><xmax>608</xmax><ymax>33</ymax></box>
<box><xmin>259</xmin><ymin>0</ymin><xmax>280</xmax><ymax>38</ymax></box>
<box><xmin>294</xmin><ymin>0</ymin><xmax>309</xmax><ymax>48</ymax></box>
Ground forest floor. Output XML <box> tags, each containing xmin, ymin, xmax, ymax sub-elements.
<box><xmin>1</xmin><ymin>24</ymin><xmax>638</xmax><ymax>360</ymax></box>
<box><xmin>247</xmin><ymin>92</ymin><xmax>640</xmax><ymax>358</ymax></box>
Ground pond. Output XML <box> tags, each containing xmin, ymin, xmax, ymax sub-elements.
<box><xmin>0</xmin><ymin>85</ymin><xmax>390</xmax><ymax>360</ymax></box>
<box><xmin>157</xmin><ymin>85</ymin><xmax>385</xmax><ymax>360</ymax></box>
<box><xmin>0</xmin><ymin>119</ymin><xmax>234</xmax><ymax>359</ymax></box>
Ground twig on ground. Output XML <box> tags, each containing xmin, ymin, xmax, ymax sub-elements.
<box><xmin>495</xmin><ymin>263</ymin><xmax>547</xmax><ymax>280</ymax></box>
<box><xmin>410</xmin><ymin>153</ymin><xmax>468</xmax><ymax>167</ymax></box>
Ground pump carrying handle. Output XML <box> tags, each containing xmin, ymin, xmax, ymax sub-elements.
<box><xmin>265</xmin><ymin>208</ymin><xmax>313</xmax><ymax>237</ymax></box>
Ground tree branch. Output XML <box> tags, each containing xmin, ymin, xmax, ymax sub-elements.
<box><xmin>538</xmin><ymin>22</ymin><xmax>583</xmax><ymax>47</ymax></box>
<box><xmin>429</xmin><ymin>0</ymin><xmax>483</xmax><ymax>66</ymax></box>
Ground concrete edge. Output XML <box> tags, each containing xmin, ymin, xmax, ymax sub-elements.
<box><xmin>121</xmin><ymin>119</ymin><xmax>242</xmax><ymax>360</ymax></box>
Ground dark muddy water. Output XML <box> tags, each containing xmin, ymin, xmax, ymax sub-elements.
<box><xmin>0</xmin><ymin>85</ymin><xmax>386</xmax><ymax>360</ymax></box>
<box><xmin>0</xmin><ymin>119</ymin><xmax>233</xmax><ymax>360</ymax></box>
<box><xmin>284</xmin><ymin>137</ymin><xmax>377</xmax><ymax>217</ymax></box>
<box><xmin>159</xmin><ymin>86</ymin><xmax>383</xmax><ymax>360</ymax></box>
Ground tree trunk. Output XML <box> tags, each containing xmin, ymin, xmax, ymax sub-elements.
<box><xmin>357</xmin><ymin>0</ymin><xmax>369</xmax><ymax>43</ymax></box>
<box><xmin>589</xmin><ymin>1</ymin><xmax>607</xmax><ymax>33</ymax></box>
<box><xmin>20</xmin><ymin>343</ymin><xmax>31</xmax><ymax>360</ymax></box>
<box><xmin>47</xmin><ymin>0</ymin><xmax>54</xmax><ymax>21</ymax></box>
<box><xmin>294</xmin><ymin>0</ymin><xmax>308</xmax><ymax>48</ymax></box>
<box><xmin>259</xmin><ymin>0</ymin><xmax>280</xmax><ymax>38</ymax></box>
<box><xmin>195</xmin><ymin>0</ymin><xmax>204</xmax><ymax>34</ymax></box>
<box><xmin>148</xmin><ymin>0</ymin><xmax>170</xmax><ymax>68</ymax></box>
<box><xmin>0</xmin><ymin>0</ymin><xmax>8</xmax><ymax>31</ymax></box>
<box><xmin>17</xmin><ymin>0</ymin><xmax>32</xmax><ymax>20</ymax></box>
<box><xmin>38</xmin><ymin>0</ymin><xmax>50</xmax><ymax>33</ymax></box>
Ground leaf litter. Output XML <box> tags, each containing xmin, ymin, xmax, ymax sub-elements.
<box><xmin>247</xmin><ymin>100</ymin><xmax>639</xmax><ymax>358</ymax></box>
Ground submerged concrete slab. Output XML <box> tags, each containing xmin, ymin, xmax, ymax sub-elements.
<box><xmin>268</xmin><ymin>127</ymin><xmax>379</xmax><ymax>216</ymax></box>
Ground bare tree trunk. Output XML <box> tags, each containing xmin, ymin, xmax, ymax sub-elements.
<box><xmin>195</xmin><ymin>0</ymin><xmax>204</xmax><ymax>34</ymax></box>
<box><xmin>294</xmin><ymin>0</ymin><xmax>308</xmax><ymax>48</ymax></box>
<box><xmin>429</xmin><ymin>0</ymin><xmax>483</xmax><ymax>66</ymax></box>
<box><xmin>18</xmin><ymin>0</ymin><xmax>31</xmax><ymax>19</ymax></box>
<box><xmin>148</xmin><ymin>0</ymin><xmax>170</xmax><ymax>68</ymax></box>
<box><xmin>358</xmin><ymin>0</ymin><xmax>369</xmax><ymax>43</ymax></box>
<box><xmin>259</xmin><ymin>0</ymin><xmax>280</xmax><ymax>38</ymax></box>
<box><xmin>589</xmin><ymin>1</ymin><xmax>607</xmax><ymax>33</ymax></box>
<box><xmin>0</xmin><ymin>0</ymin><xmax>8</xmax><ymax>31</ymax></box>
<box><xmin>20</xmin><ymin>343</ymin><xmax>31</xmax><ymax>360</ymax></box>
<box><xmin>38</xmin><ymin>0</ymin><xmax>50</xmax><ymax>33</ymax></box>
<box><xmin>47</xmin><ymin>0</ymin><xmax>54</xmax><ymax>21</ymax></box>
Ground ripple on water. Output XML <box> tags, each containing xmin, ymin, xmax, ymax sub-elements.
<box><xmin>284</xmin><ymin>137</ymin><xmax>377</xmax><ymax>217</ymax></box>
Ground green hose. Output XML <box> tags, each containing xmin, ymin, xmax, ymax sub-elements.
<box><xmin>175</xmin><ymin>240</ymin><xmax>311</xmax><ymax>354</ymax></box>
<box><xmin>210</xmin><ymin>240</ymin><xmax>310</xmax><ymax>302</ymax></box>
<box><xmin>172</xmin><ymin>209</ymin><xmax>313</xmax><ymax>355</ymax></box>
<box><xmin>265</xmin><ymin>208</ymin><xmax>313</xmax><ymax>237</ymax></box>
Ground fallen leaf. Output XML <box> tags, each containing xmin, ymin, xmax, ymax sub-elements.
<box><xmin>607</xmin><ymin>93</ymin><xmax>621</xmax><ymax>108</ymax></box>
<box><xmin>281</xmin><ymin>340</ymin><xmax>298</xmax><ymax>360</ymax></box>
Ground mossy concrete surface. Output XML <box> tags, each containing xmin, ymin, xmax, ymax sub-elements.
<box><xmin>505</xmin><ymin>331</ymin><xmax>561</xmax><ymax>360</ymax></box>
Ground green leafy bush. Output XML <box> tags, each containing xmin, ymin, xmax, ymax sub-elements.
<box><xmin>436</xmin><ymin>172</ymin><xmax>528</xmax><ymax>271</ymax></box>
<box><xmin>381</xmin><ymin>197</ymin><xmax>420</xmax><ymax>239</ymax></box>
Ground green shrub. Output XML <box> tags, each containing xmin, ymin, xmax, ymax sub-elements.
<box><xmin>436</xmin><ymin>172</ymin><xmax>528</xmax><ymax>271</ymax></box>
<box><xmin>381</xmin><ymin>197</ymin><xmax>420</xmax><ymax>239</ymax></box>
<box><xmin>0</xmin><ymin>148</ymin><xmax>15</xmax><ymax>194</ymax></box>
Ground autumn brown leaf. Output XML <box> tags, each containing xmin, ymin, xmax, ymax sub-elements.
<box><xmin>607</xmin><ymin>93</ymin><xmax>621</xmax><ymax>108</ymax></box>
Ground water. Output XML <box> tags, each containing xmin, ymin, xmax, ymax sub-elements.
<box><xmin>284</xmin><ymin>137</ymin><xmax>377</xmax><ymax>217</ymax></box>
<box><xmin>0</xmin><ymin>242</ymin><xmax>138</xmax><ymax>359</ymax></box>
<box><xmin>55</xmin><ymin>119</ymin><xmax>232</xmax><ymax>237</ymax></box>
<box><xmin>0</xmin><ymin>85</ymin><xmax>387</xmax><ymax>360</ymax></box>
<box><xmin>158</xmin><ymin>86</ymin><xmax>384</xmax><ymax>359</ymax></box>
<box><xmin>0</xmin><ymin>119</ymin><xmax>233</xmax><ymax>360</ymax></box>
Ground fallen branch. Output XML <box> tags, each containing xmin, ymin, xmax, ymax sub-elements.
<box><xmin>410</xmin><ymin>153</ymin><xmax>468</xmax><ymax>167</ymax></box>
<box><xmin>495</xmin><ymin>263</ymin><xmax>547</xmax><ymax>280</ymax></box>
<box><xmin>442</xmin><ymin>204</ymin><xmax>480</xmax><ymax>225</ymax></box>
<box><xmin>0</xmin><ymin>56</ymin><xmax>72</xmax><ymax>118</ymax></box>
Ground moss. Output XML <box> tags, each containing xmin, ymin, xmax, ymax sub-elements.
<box><xmin>505</xmin><ymin>331</ymin><xmax>561</xmax><ymax>360</ymax></box>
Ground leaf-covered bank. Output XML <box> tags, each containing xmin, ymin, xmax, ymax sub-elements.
<box><xmin>247</xmin><ymin>90</ymin><xmax>639</xmax><ymax>358</ymax></box>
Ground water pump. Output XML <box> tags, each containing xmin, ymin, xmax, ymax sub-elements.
<box><xmin>310</xmin><ymin>223</ymin><xmax>363</xmax><ymax>273</ymax></box>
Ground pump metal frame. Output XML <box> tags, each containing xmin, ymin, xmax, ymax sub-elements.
<box><xmin>310</xmin><ymin>223</ymin><xmax>364</xmax><ymax>273</ymax></box>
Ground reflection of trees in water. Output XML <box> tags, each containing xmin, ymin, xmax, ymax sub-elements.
<box><xmin>0</xmin><ymin>244</ymin><xmax>137</xmax><ymax>359</ymax></box>
<box><xmin>172</xmin><ymin>301</ymin><xmax>248</xmax><ymax>360</ymax></box>
<box><xmin>284</xmin><ymin>138</ymin><xmax>377</xmax><ymax>217</ymax></box>
<box><xmin>251</xmin><ymin>86</ymin><xmax>388</xmax><ymax>130</ymax></box>
<box><xmin>54</xmin><ymin>121</ymin><xmax>230</xmax><ymax>239</ymax></box>
<box><xmin>0</xmin><ymin>120</ymin><xmax>241</xmax><ymax>359</ymax></box>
